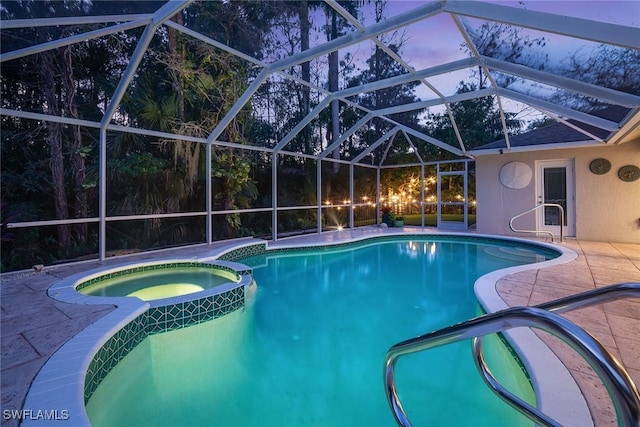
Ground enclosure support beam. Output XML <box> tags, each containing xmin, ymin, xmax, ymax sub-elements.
<box><xmin>334</xmin><ymin>58</ymin><xmax>476</xmax><ymax>101</ymax></box>
<box><xmin>0</xmin><ymin>14</ymin><xmax>152</xmax><ymax>29</ymax></box>
<box><xmin>206</xmin><ymin>144</ymin><xmax>212</xmax><ymax>245</ymax></box>
<box><xmin>329</xmin><ymin>0</ymin><xmax>470</xmax><ymax>154</ymax></box>
<box><xmin>96</xmin><ymin>1</ymin><xmax>193</xmax><ymax>260</ymax></box>
<box><xmin>401</xmin><ymin>131</ymin><xmax>425</xmax><ymax>164</ymax></box>
<box><xmin>101</xmin><ymin>26</ymin><xmax>155</xmax><ymax>127</ymax></box>
<box><xmin>98</xmin><ymin>129</ymin><xmax>107</xmax><ymax>262</ymax></box>
<box><xmin>395</xmin><ymin>123</ymin><xmax>464</xmax><ymax>156</ymax></box>
<box><xmin>319</xmin><ymin>114</ymin><xmax>372</xmax><ymax>159</ymax></box>
<box><xmin>443</xmin><ymin>1</ymin><xmax>640</xmax><ymax>49</ymax></box>
<box><xmin>436</xmin><ymin>164</ymin><xmax>442</xmax><ymax>228</ymax></box>
<box><xmin>317</xmin><ymin>160</ymin><xmax>323</xmax><ymax>234</ymax></box>
<box><xmin>421</xmin><ymin>164</ymin><xmax>425</xmax><ymax>228</ymax></box>
<box><xmin>373</xmin><ymin>88</ymin><xmax>495</xmax><ymax>117</ymax></box>
<box><xmin>274</xmin><ymin>97</ymin><xmax>332</xmax><ymax>153</ymax></box>
<box><xmin>480</xmin><ymin>56</ymin><xmax>640</xmax><ymax>108</ymax></box>
<box><xmin>376</xmin><ymin>168</ymin><xmax>381</xmax><ymax>225</ymax></box>
<box><xmin>0</xmin><ymin>19</ymin><xmax>151</xmax><ymax>63</ymax></box>
<box><xmin>499</xmin><ymin>88</ymin><xmax>620</xmax><ymax>131</ymax></box>
<box><xmin>268</xmin><ymin>1</ymin><xmax>444</xmax><ymax>72</ymax></box>
<box><xmin>349</xmin><ymin>164</ymin><xmax>355</xmax><ymax>229</ymax></box>
<box><xmin>464</xmin><ymin>161</ymin><xmax>469</xmax><ymax>229</ymax></box>
<box><xmin>452</xmin><ymin>14</ymin><xmax>506</xmax><ymax>152</ymax></box>
<box><xmin>272</xmin><ymin>155</ymin><xmax>278</xmax><ymax>242</ymax></box>
<box><xmin>352</xmin><ymin>128</ymin><xmax>399</xmax><ymax>164</ymax></box>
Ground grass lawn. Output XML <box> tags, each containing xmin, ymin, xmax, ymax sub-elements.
<box><xmin>403</xmin><ymin>214</ymin><xmax>476</xmax><ymax>227</ymax></box>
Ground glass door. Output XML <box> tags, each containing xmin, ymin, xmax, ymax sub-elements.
<box><xmin>536</xmin><ymin>160</ymin><xmax>575</xmax><ymax>237</ymax></box>
<box><xmin>437</xmin><ymin>162</ymin><xmax>468</xmax><ymax>229</ymax></box>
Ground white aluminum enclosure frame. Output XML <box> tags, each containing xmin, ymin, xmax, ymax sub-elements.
<box><xmin>2</xmin><ymin>1</ymin><xmax>640</xmax><ymax>261</ymax></box>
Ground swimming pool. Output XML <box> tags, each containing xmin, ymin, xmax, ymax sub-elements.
<box><xmin>84</xmin><ymin>236</ymin><xmax>559</xmax><ymax>426</ymax></box>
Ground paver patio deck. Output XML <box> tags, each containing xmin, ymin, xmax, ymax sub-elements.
<box><xmin>1</xmin><ymin>230</ymin><xmax>638</xmax><ymax>426</ymax></box>
<box><xmin>495</xmin><ymin>238</ymin><xmax>640</xmax><ymax>427</ymax></box>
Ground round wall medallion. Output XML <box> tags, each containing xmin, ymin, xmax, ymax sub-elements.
<box><xmin>499</xmin><ymin>161</ymin><xmax>532</xmax><ymax>189</ymax></box>
<box><xmin>618</xmin><ymin>165</ymin><xmax>640</xmax><ymax>182</ymax></box>
<box><xmin>589</xmin><ymin>158</ymin><xmax>611</xmax><ymax>175</ymax></box>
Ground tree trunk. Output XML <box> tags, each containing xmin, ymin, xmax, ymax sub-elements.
<box><xmin>62</xmin><ymin>43</ymin><xmax>88</xmax><ymax>244</ymax></box>
<box><xmin>40</xmin><ymin>49</ymin><xmax>71</xmax><ymax>247</ymax></box>
<box><xmin>168</xmin><ymin>10</ymin><xmax>186</xmax><ymax>120</ymax></box>
<box><xmin>299</xmin><ymin>1</ymin><xmax>311</xmax><ymax>153</ymax></box>
<box><xmin>329</xmin><ymin>10</ymin><xmax>340</xmax><ymax>174</ymax></box>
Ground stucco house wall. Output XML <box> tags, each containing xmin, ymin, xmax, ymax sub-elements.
<box><xmin>475</xmin><ymin>139</ymin><xmax>640</xmax><ymax>243</ymax></box>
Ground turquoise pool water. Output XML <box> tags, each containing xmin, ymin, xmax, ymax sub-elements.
<box><xmin>86</xmin><ymin>237</ymin><xmax>557</xmax><ymax>426</ymax></box>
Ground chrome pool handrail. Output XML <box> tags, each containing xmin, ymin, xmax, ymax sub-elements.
<box><xmin>383</xmin><ymin>283</ymin><xmax>640</xmax><ymax>427</ymax></box>
<box><xmin>509</xmin><ymin>203</ymin><xmax>564</xmax><ymax>242</ymax></box>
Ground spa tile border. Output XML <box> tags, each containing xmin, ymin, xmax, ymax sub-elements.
<box><xmin>84</xmin><ymin>312</ymin><xmax>148</xmax><ymax>402</ymax></box>
<box><xmin>146</xmin><ymin>285</ymin><xmax>245</xmax><ymax>334</ymax></box>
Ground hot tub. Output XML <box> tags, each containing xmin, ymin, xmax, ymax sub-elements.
<box><xmin>77</xmin><ymin>263</ymin><xmax>241</xmax><ymax>301</ymax></box>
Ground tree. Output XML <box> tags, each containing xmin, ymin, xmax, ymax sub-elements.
<box><xmin>552</xmin><ymin>45</ymin><xmax>640</xmax><ymax>110</ymax></box>
<box><xmin>346</xmin><ymin>1</ymin><xmax>422</xmax><ymax>164</ymax></box>
<box><xmin>1</xmin><ymin>0</ymin><xmax>102</xmax><ymax>248</ymax></box>
<box><xmin>463</xmin><ymin>21</ymin><xmax>548</xmax><ymax>89</ymax></box>
<box><xmin>1</xmin><ymin>1</ymin><xmax>161</xmax><ymax>262</ymax></box>
<box><xmin>125</xmin><ymin>2</ymin><xmax>276</xmax><ymax>239</ymax></box>
<box><xmin>1</xmin><ymin>0</ymin><xmax>278</xmax><ymax>265</ymax></box>
<box><xmin>421</xmin><ymin>19</ymin><xmax>546</xmax><ymax>152</ymax></box>
<box><xmin>320</xmin><ymin>1</ymin><xmax>361</xmax><ymax>171</ymax></box>
<box><xmin>299</xmin><ymin>1</ymin><xmax>312</xmax><ymax>153</ymax></box>
<box><xmin>424</xmin><ymin>81</ymin><xmax>522</xmax><ymax>151</ymax></box>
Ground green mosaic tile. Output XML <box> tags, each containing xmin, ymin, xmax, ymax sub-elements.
<box><xmin>218</xmin><ymin>243</ymin><xmax>267</xmax><ymax>261</ymax></box>
<box><xmin>148</xmin><ymin>307</ymin><xmax>165</xmax><ymax>324</ymax></box>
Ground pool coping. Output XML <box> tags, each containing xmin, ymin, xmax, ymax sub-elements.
<box><xmin>21</xmin><ymin>230</ymin><xmax>589</xmax><ymax>426</ymax></box>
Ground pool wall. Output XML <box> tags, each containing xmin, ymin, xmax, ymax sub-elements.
<box><xmin>84</xmin><ymin>283</ymin><xmax>246</xmax><ymax>401</ymax></box>
<box><xmin>23</xmin><ymin>231</ymin><xmax>589</xmax><ymax>426</ymax></box>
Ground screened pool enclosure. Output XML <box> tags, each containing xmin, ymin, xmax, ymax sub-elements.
<box><xmin>1</xmin><ymin>1</ymin><xmax>639</xmax><ymax>270</ymax></box>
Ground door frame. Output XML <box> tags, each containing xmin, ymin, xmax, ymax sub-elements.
<box><xmin>535</xmin><ymin>159</ymin><xmax>575</xmax><ymax>238</ymax></box>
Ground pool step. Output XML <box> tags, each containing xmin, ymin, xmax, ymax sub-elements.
<box><xmin>483</xmin><ymin>246</ymin><xmax>546</xmax><ymax>263</ymax></box>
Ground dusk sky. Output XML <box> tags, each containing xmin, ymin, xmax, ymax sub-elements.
<box><xmin>311</xmin><ymin>0</ymin><xmax>640</xmax><ymax>120</ymax></box>
<box><xmin>352</xmin><ymin>1</ymin><xmax>639</xmax><ymax>86</ymax></box>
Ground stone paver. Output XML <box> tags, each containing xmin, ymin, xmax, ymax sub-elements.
<box><xmin>496</xmin><ymin>239</ymin><xmax>640</xmax><ymax>427</ymax></box>
<box><xmin>1</xmin><ymin>270</ymin><xmax>114</xmax><ymax>427</ymax></box>
<box><xmin>1</xmin><ymin>232</ymin><xmax>638</xmax><ymax>426</ymax></box>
